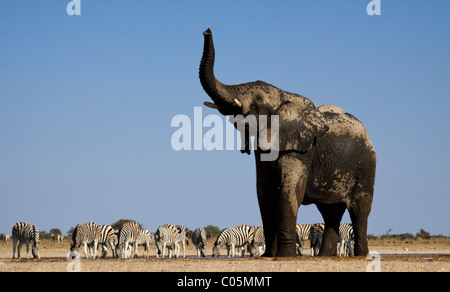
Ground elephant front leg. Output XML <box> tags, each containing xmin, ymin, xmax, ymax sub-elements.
<box><xmin>276</xmin><ymin>155</ymin><xmax>307</xmax><ymax>257</ymax></box>
<box><xmin>255</xmin><ymin>154</ymin><xmax>278</xmax><ymax>257</ymax></box>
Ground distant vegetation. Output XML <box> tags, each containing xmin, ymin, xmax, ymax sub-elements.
<box><xmin>39</xmin><ymin>228</ymin><xmax>62</xmax><ymax>240</ymax></box>
<box><xmin>368</xmin><ymin>228</ymin><xmax>448</xmax><ymax>240</ymax></box>
<box><xmin>111</xmin><ymin>219</ymin><xmax>143</xmax><ymax>230</ymax></box>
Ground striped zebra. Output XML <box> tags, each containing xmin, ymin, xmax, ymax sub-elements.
<box><xmin>70</xmin><ymin>222</ymin><xmax>100</xmax><ymax>259</ymax></box>
<box><xmin>11</xmin><ymin>222</ymin><xmax>40</xmax><ymax>259</ymax></box>
<box><xmin>98</xmin><ymin>225</ymin><xmax>117</xmax><ymax>258</ymax></box>
<box><xmin>192</xmin><ymin>228</ymin><xmax>207</xmax><ymax>258</ymax></box>
<box><xmin>338</xmin><ymin>223</ymin><xmax>354</xmax><ymax>257</ymax></box>
<box><xmin>235</xmin><ymin>224</ymin><xmax>255</xmax><ymax>256</ymax></box>
<box><xmin>176</xmin><ymin>225</ymin><xmax>189</xmax><ymax>258</ymax></box>
<box><xmin>0</xmin><ymin>233</ymin><xmax>11</xmax><ymax>244</ymax></box>
<box><xmin>155</xmin><ymin>224</ymin><xmax>179</xmax><ymax>258</ymax></box>
<box><xmin>249</xmin><ymin>226</ymin><xmax>265</xmax><ymax>257</ymax></box>
<box><xmin>310</xmin><ymin>223</ymin><xmax>354</xmax><ymax>256</ymax></box>
<box><xmin>310</xmin><ymin>223</ymin><xmax>325</xmax><ymax>256</ymax></box>
<box><xmin>117</xmin><ymin>221</ymin><xmax>141</xmax><ymax>258</ymax></box>
<box><xmin>295</xmin><ymin>224</ymin><xmax>315</xmax><ymax>256</ymax></box>
<box><xmin>133</xmin><ymin>229</ymin><xmax>154</xmax><ymax>258</ymax></box>
<box><xmin>212</xmin><ymin>227</ymin><xmax>249</xmax><ymax>258</ymax></box>
<box><xmin>50</xmin><ymin>233</ymin><xmax>63</xmax><ymax>244</ymax></box>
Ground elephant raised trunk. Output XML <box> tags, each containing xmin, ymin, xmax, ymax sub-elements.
<box><xmin>199</xmin><ymin>28</ymin><xmax>242</xmax><ymax>115</ymax></box>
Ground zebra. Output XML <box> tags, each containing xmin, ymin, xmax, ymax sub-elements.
<box><xmin>338</xmin><ymin>223</ymin><xmax>354</xmax><ymax>257</ymax></box>
<box><xmin>116</xmin><ymin>221</ymin><xmax>141</xmax><ymax>258</ymax></box>
<box><xmin>50</xmin><ymin>233</ymin><xmax>63</xmax><ymax>244</ymax></box>
<box><xmin>176</xmin><ymin>225</ymin><xmax>189</xmax><ymax>258</ymax></box>
<box><xmin>0</xmin><ymin>233</ymin><xmax>11</xmax><ymax>244</ymax></box>
<box><xmin>249</xmin><ymin>226</ymin><xmax>265</xmax><ymax>257</ymax></box>
<box><xmin>11</xmin><ymin>222</ymin><xmax>40</xmax><ymax>259</ymax></box>
<box><xmin>97</xmin><ymin>225</ymin><xmax>117</xmax><ymax>258</ymax></box>
<box><xmin>132</xmin><ymin>228</ymin><xmax>154</xmax><ymax>258</ymax></box>
<box><xmin>295</xmin><ymin>223</ymin><xmax>315</xmax><ymax>256</ymax></box>
<box><xmin>70</xmin><ymin>222</ymin><xmax>101</xmax><ymax>259</ymax></box>
<box><xmin>235</xmin><ymin>224</ymin><xmax>255</xmax><ymax>256</ymax></box>
<box><xmin>155</xmin><ymin>224</ymin><xmax>179</xmax><ymax>258</ymax></box>
<box><xmin>310</xmin><ymin>223</ymin><xmax>354</xmax><ymax>256</ymax></box>
<box><xmin>310</xmin><ymin>223</ymin><xmax>325</xmax><ymax>256</ymax></box>
<box><xmin>212</xmin><ymin>227</ymin><xmax>249</xmax><ymax>258</ymax></box>
<box><xmin>192</xmin><ymin>228</ymin><xmax>207</xmax><ymax>258</ymax></box>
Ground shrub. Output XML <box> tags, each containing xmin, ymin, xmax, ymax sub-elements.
<box><xmin>204</xmin><ymin>225</ymin><xmax>221</xmax><ymax>239</ymax></box>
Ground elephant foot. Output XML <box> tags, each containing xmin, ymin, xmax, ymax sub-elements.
<box><xmin>261</xmin><ymin>251</ymin><xmax>276</xmax><ymax>257</ymax></box>
<box><xmin>275</xmin><ymin>249</ymin><xmax>297</xmax><ymax>257</ymax></box>
<box><xmin>353</xmin><ymin>245</ymin><xmax>369</xmax><ymax>257</ymax></box>
<box><xmin>318</xmin><ymin>243</ymin><xmax>338</xmax><ymax>257</ymax></box>
<box><xmin>318</xmin><ymin>251</ymin><xmax>336</xmax><ymax>257</ymax></box>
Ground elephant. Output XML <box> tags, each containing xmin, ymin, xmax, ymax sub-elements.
<box><xmin>198</xmin><ymin>28</ymin><xmax>376</xmax><ymax>257</ymax></box>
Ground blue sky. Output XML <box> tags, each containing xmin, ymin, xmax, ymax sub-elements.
<box><xmin>0</xmin><ymin>0</ymin><xmax>449</xmax><ymax>237</ymax></box>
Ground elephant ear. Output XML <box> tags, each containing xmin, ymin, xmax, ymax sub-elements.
<box><xmin>275</xmin><ymin>96</ymin><xmax>329</xmax><ymax>152</ymax></box>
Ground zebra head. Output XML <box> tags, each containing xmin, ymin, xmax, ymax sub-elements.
<box><xmin>31</xmin><ymin>242</ymin><xmax>40</xmax><ymax>259</ymax></box>
<box><xmin>154</xmin><ymin>229</ymin><xmax>163</xmax><ymax>257</ymax></box>
<box><xmin>212</xmin><ymin>242</ymin><xmax>221</xmax><ymax>257</ymax></box>
<box><xmin>31</xmin><ymin>226</ymin><xmax>40</xmax><ymax>259</ymax></box>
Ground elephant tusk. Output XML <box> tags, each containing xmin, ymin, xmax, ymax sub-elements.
<box><xmin>203</xmin><ymin>101</ymin><xmax>220</xmax><ymax>110</ymax></box>
<box><xmin>234</xmin><ymin>99</ymin><xmax>242</xmax><ymax>108</ymax></box>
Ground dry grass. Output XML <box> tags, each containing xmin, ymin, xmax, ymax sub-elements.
<box><xmin>0</xmin><ymin>238</ymin><xmax>449</xmax><ymax>272</ymax></box>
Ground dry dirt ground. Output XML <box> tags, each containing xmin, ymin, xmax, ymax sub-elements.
<box><xmin>0</xmin><ymin>238</ymin><xmax>449</xmax><ymax>272</ymax></box>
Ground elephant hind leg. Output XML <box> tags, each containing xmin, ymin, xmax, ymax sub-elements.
<box><xmin>349</xmin><ymin>212</ymin><xmax>369</xmax><ymax>256</ymax></box>
<box><xmin>348</xmin><ymin>193</ymin><xmax>372</xmax><ymax>256</ymax></box>
<box><xmin>317</xmin><ymin>203</ymin><xmax>346</xmax><ymax>256</ymax></box>
<box><xmin>348</xmin><ymin>153</ymin><xmax>375</xmax><ymax>257</ymax></box>
<box><xmin>348</xmin><ymin>170</ymin><xmax>374</xmax><ymax>256</ymax></box>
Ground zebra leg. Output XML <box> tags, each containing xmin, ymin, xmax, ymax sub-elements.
<box><xmin>101</xmin><ymin>244</ymin><xmax>108</xmax><ymax>258</ymax></box>
<box><xmin>349</xmin><ymin>240</ymin><xmax>354</xmax><ymax>256</ymax></box>
<box><xmin>133</xmin><ymin>243</ymin><xmax>138</xmax><ymax>258</ymax></box>
<box><xmin>169</xmin><ymin>244</ymin><xmax>174</xmax><ymax>259</ymax></box>
<box><xmin>124</xmin><ymin>242</ymin><xmax>129</xmax><ymax>258</ymax></box>
<box><xmin>174</xmin><ymin>244</ymin><xmax>177</xmax><ymax>258</ymax></box>
<box><xmin>12</xmin><ymin>238</ymin><xmax>18</xmax><ymax>259</ymax></box>
<box><xmin>93</xmin><ymin>240</ymin><xmax>98</xmax><ymax>259</ymax></box>
<box><xmin>317</xmin><ymin>203</ymin><xmax>346</xmax><ymax>256</ymax></box>
<box><xmin>339</xmin><ymin>240</ymin><xmax>344</xmax><ymax>257</ymax></box>
<box><xmin>174</xmin><ymin>242</ymin><xmax>179</xmax><ymax>258</ymax></box>
<box><xmin>18</xmin><ymin>241</ymin><xmax>24</xmax><ymax>259</ymax></box>
<box><xmin>87</xmin><ymin>243</ymin><xmax>93</xmax><ymax>259</ymax></box>
<box><xmin>107</xmin><ymin>240</ymin><xmax>115</xmax><ymax>258</ymax></box>
<box><xmin>83</xmin><ymin>242</ymin><xmax>88</xmax><ymax>259</ymax></box>
<box><xmin>143</xmin><ymin>244</ymin><xmax>147</xmax><ymax>258</ymax></box>
<box><xmin>24</xmin><ymin>241</ymin><xmax>31</xmax><ymax>259</ymax></box>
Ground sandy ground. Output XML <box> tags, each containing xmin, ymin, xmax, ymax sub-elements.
<box><xmin>0</xmin><ymin>238</ymin><xmax>449</xmax><ymax>272</ymax></box>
